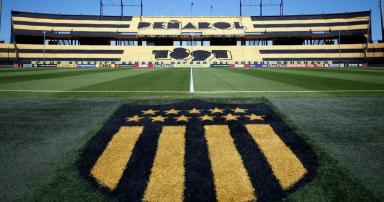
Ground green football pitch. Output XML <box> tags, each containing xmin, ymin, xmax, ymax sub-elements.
<box><xmin>0</xmin><ymin>67</ymin><xmax>383</xmax><ymax>201</ymax></box>
<box><xmin>0</xmin><ymin>67</ymin><xmax>384</xmax><ymax>97</ymax></box>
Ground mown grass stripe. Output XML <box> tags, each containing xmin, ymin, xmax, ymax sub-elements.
<box><xmin>282</xmin><ymin>68</ymin><xmax>384</xmax><ymax>76</ymax></box>
<box><xmin>245</xmin><ymin>124</ymin><xmax>307</xmax><ymax>190</ymax></box>
<box><xmin>204</xmin><ymin>125</ymin><xmax>256</xmax><ymax>202</ymax></box>
<box><xmin>90</xmin><ymin>126</ymin><xmax>143</xmax><ymax>190</ymax></box>
<box><xmin>226</xmin><ymin>68</ymin><xmax>384</xmax><ymax>90</ymax></box>
<box><xmin>74</xmin><ymin>68</ymin><xmax>189</xmax><ymax>91</ymax></box>
<box><xmin>0</xmin><ymin>68</ymin><xmax>73</xmax><ymax>77</ymax></box>
<box><xmin>143</xmin><ymin>126</ymin><xmax>186</xmax><ymax>202</ymax></box>
<box><xmin>269</xmin><ymin>69</ymin><xmax>384</xmax><ymax>85</ymax></box>
<box><xmin>0</xmin><ymin>69</ymin><xmax>122</xmax><ymax>85</ymax></box>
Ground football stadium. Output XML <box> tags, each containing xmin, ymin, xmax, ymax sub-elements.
<box><xmin>0</xmin><ymin>0</ymin><xmax>383</xmax><ymax>201</ymax></box>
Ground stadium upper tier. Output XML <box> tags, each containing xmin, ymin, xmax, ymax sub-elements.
<box><xmin>12</xmin><ymin>10</ymin><xmax>370</xmax><ymax>45</ymax></box>
<box><xmin>2</xmin><ymin>10</ymin><xmax>383</xmax><ymax>66</ymax></box>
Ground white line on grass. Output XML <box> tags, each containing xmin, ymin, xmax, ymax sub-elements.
<box><xmin>0</xmin><ymin>89</ymin><xmax>384</xmax><ymax>93</ymax></box>
<box><xmin>190</xmin><ymin>67</ymin><xmax>195</xmax><ymax>93</ymax></box>
<box><xmin>194</xmin><ymin>90</ymin><xmax>384</xmax><ymax>94</ymax></box>
<box><xmin>0</xmin><ymin>90</ymin><xmax>190</xmax><ymax>93</ymax></box>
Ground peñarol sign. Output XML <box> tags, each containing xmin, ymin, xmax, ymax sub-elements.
<box><xmin>138</xmin><ymin>21</ymin><xmax>245</xmax><ymax>30</ymax></box>
<box><xmin>78</xmin><ymin>100</ymin><xmax>317</xmax><ymax>201</ymax></box>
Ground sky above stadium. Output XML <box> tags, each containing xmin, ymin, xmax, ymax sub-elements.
<box><xmin>1</xmin><ymin>0</ymin><xmax>383</xmax><ymax>42</ymax></box>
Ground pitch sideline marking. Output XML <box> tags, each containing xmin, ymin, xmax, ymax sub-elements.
<box><xmin>0</xmin><ymin>89</ymin><xmax>384</xmax><ymax>93</ymax></box>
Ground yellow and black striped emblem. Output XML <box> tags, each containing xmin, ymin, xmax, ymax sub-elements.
<box><xmin>78</xmin><ymin>100</ymin><xmax>317</xmax><ymax>201</ymax></box>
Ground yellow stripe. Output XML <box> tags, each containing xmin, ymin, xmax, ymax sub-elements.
<box><xmin>13</xmin><ymin>24</ymin><xmax>132</xmax><ymax>32</ymax></box>
<box><xmin>18</xmin><ymin>53</ymin><xmax>122</xmax><ymax>59</ymax></box>
<box><xmin>13</xmin><ymin>16</ymin><xmax>133</xmax><ymax>25</ymax></box>
<box><xmin>14</xmin><ymin>16</ymin><xmax>368</xmax><ymax>25</ymax></box>
<box><xmin>143</xmin><ymin>126</ymin><xmax>186</xmax><ymax>202</ymax></box>
<box><xmin>204</xmin><ymin>125</ymin><xmax>255</xmax><ymax>202</ymax></box>
<box><xmin>251</xmin><ymin>24</ymin><xmax>368</xmax><ymax>32</ymax></box>
<box><xmin>252</xmin><ymin>17</ymin><xmax>369</xmax><ymax>24</ymax></box>
<box><xmin>91</xmin><ymin>126</ymin><xmax>143</xmax><ymax>190</ymax></box>
<box><xmin>262</xmin><ymin>53</ymin><xmax>365</xmax><ymax>59</ymax></box>
<box><xmin>245</xmin><ymin>124</ymin><xmax>307</xmax><ymax>190</ymax></box>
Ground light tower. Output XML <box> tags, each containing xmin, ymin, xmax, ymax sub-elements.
<box><xmin>380</xmin><ymin>0</ymin><xmax>384</xmax><ymax>41</ymax></box>
<box><xmin>0</xmin><ymin>0</ymin><xmax>2</xmax><ymax>40</ymax></box>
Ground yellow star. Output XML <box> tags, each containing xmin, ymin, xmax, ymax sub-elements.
<box><xmin>200</xmin><ymin>114</ymin><xmax>214</xmax><ymax>121</ymax></box>
<box><xmin>126</xmin><ymin>115</ymin><xmax>142</xmax><ymax>122</ymax></box>
<box><xmin>150</xmin><ymin>115</ymin><xmax>166</xmax><ymax>122</ymax></box>
<box><xmin>164</xmin><ymin>108</ymin><xmax>180</xmax><ymax>115</ymax></box>
<box><xmin>246</xmin><ymin>114</ymin><xmax>264</xmax><ymax>121</ymax></box>
<box><xmin>232</xmin><ymin>107</ymin><xmax>248</xmax><ymax>113</ymax></box>
<box><xmin>175</xmin><ymin>115</ymin><xmax>189</xmax><ymax>122</ymax></box>
<box><xmin>142</xmin><ymin>109</ymin><xmax>159</xmax><ymax>115</ymax></box>
<box><xmin>209</xmin><ymin>107</ymin><xmax>224</xmax><ymax>114</ymax></box>
<box><xmin>188</xmin><ymin>108</ymin><xmax>201</xmax><ymax>114</ymax></box>
<box><xmin>222</xmin><ymin>113</ymin><xmax>239</xmax><ymax>121</ymax></box>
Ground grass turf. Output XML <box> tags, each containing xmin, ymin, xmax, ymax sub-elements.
<box><xmin>0</xmin><ymin>98</ymin><xmax>121</xmax><ymax>201</ymax></box>
<box><xmin>271</xmin><ymin>97</ymin><xmax>384</xmax><ymax>199</ymax></box>
<box><xmin>0</xmin><ymin>67</ymin><xmax>383</xmax><ymax>97</ymax></box>
<box><xmin>8</xmin><ymin>97</ymin><xmax>379</xmax><ymax>202</ymax></box>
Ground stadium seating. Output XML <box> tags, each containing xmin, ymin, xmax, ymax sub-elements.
<box><xmin>0</xmin><ymin>10</ymin><xmax>382</xmax><ymax>66</ymax></box>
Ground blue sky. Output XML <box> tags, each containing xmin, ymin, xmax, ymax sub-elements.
<box><xmin>1</xmin><ymin>0</ymin><xmax>383</xmax><ymax>42</ymax></box>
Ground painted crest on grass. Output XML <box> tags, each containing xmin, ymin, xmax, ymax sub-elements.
<box><xmin>78</xmin><ymin>100</ymin><xmax>317</xmax><ymax>201</ymax></box>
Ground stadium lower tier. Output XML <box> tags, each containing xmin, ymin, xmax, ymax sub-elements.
<box><xmin>0</xmin><ymin>43</ymin><xmax>383</xmax><ymax>67</ymax></box>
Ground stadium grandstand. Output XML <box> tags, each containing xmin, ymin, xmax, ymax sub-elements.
<box><xmin>0</xmin><ymin>1</ymin><xmax>383</xmax><ymax>68</ymax></box>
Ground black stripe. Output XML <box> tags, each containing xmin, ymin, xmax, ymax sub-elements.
<box><xmin>13</xmin><ymin>29</ymin><xmax>367</xmax><ymax>38</ymax></box>
<box><xmin>228</xmin><ymin>123</ymin><xmax>285</xmax><ymax>202</ymax></box>
<box><xmin>251</xmin><ymin>11</ymin><xmax>370</xmax><ymax>21</ymax></box>
<box><xmin>0</xmin><ymin>48</ymin><xmax>16</xmax><ymax>53</ymax></box>
<box><xmin>13</xmin><ymin>29</ymin><xmax>138</xmax><ymax>38</ymax></box>
<box><xmin>16</xmin><ymin>49</ymin><xmax>124</xmax><ymax>54</ymax></box>
<box><xmin>13</xmin><ymin>20</ymin><xmax>130</xmax><ymax>28</ymax></box>
<box><xmin>244</xmin><ymin>30</ymin><xmax>367</xmax><ymax>38</ymax></box>
<box><xmin>369</xmin><ymin>48</ymin><xmax>384</xmax><ymax>53</ymax></box>
<box><xmin>184</xmin><ymin>122</ymin><xmax>216</xmax><ymax>202</ymax></box>
<box><xmin>114</xmin><ymin>125</ymin><xmax>162</xmax><ymax>202</ymax></box>
<box><xmin>254</xmin><ymin>20</ymin><xmax>368</xmax><ymax>28</ymax></box>
<box><xmin>12</xmin><ymin>10</ymin><xmax>133</xmax><ymax>21</ymax></box>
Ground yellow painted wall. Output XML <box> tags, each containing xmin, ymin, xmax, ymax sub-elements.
<box><xmin>1</xmin><ymin>43</ymin><xmax>383</xmax><ymax>63</ymax></box>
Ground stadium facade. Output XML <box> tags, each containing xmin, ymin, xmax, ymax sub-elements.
<box><xmin>1</xmin><ymin>10</ymin><xmax>383</xmax><ymax>68</ymax></box>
